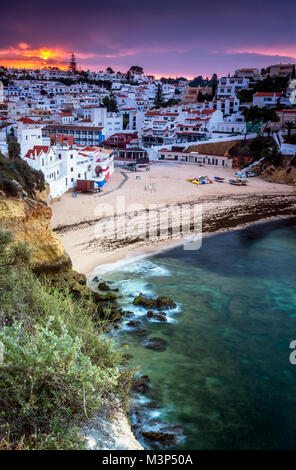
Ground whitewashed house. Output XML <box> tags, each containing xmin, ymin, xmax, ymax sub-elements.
<box><xmin>252</xmin><ymin>92</ymin><xmax>282</xmax><ymax>108</ymax></box>
<box><xmin>217</xmin><ymin>76</ymin><xmax>250</xmax><ymax>99</ymax></box>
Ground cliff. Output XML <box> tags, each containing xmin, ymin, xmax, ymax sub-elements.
<box><xmin>254</xmin><ymin>155</ymin><xmax>296</xmax><ymax>186</ymax></box>
<box><xmin>0</xmin><ymin>196</ymin><xmax>71</xmax><ymax>274</ymax></box>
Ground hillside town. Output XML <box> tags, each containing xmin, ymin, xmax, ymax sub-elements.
<box><xmin>0</xmin><ymin>58</ymin><xmax>295</xmax><ymax>198</ymax></box>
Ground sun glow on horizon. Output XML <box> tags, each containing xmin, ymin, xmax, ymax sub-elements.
<box><xmin>0</xmin><ymin>43</ymin><xmax>69</xmax><ymax>70</ymax></box>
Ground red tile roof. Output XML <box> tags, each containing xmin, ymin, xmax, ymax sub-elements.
<box><xmin>24</xmin><ymin>145</ymin><xmax>51</xmax><ymax>160</ymax></box>
<box><xmin>18</xmin><ymin>117</ymin><xmax>36</xmax><ymax>125</ymax></box>
<box><xmin>254</xmin><ymin>92</ymin><xmax>281</xmax><ymax>97</ymax></box>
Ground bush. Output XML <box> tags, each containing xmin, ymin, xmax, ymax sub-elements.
<box><xmin>285</xmin><ymin>134</ymin><xmax>296</xmax><ymax>145</ymax></box>
<box><xmin>0</xmin><ymin>320</ymin><xmax>119</xmax><ymax>447</ymax></box>
<box><xmin>0</xmin><ymin>230</ymin><xmax>133</xmax><ymax>449</ymax></box>
<box><xmin>0</xmin><ymin>153</ymin><xmax>45</xmax><ymax>197</ymax></box>
<box><xmin>0</xmin><ymin>178</ymin><xmax>18</xmax><ymax>197</ymax></box>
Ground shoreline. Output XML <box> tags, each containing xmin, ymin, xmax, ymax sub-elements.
<box><xmin>54</xmin><ymin>192</ymin><xmax>296</xmax><ymax>276</ymax></box>
<box><xmin>50</xmin><ymin>165</ymin><xmax>296</xmax><ymax>277</ymax></box>
<box><xmin>89</xmin><ymin>213</ymin><xmax>296</xmax><ymax>278</ymax></box>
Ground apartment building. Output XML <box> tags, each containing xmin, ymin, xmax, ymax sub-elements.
<box><xmin>217</xmin><ymin>76</ymin><xmax>250</xmax><ymax>99</ymax></box>
<box><xmin>43</xmin><ymin>124</ymin><xmax>104</xmax><ymax>146</ymax></box>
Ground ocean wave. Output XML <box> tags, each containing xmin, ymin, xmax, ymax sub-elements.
<box><xmin>121</xmin><ymin>260</ymin><xmax>171</xmax><ymax>277</ymax></box>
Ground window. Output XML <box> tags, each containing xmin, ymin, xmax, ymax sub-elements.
<box><xmin>70</xmin><ymin>154</ymin><xmax>73</xmax><ymax>159</ymax></box>
<box><xmin>58</xmin><ymin>154</ymin><xmax>62</xmax><ymax>159</ymax></box>
<box><xmin>71</xmin><ymin>167</ymin><xmax>74</xmax><ymax>172</ymax></box>
<box><xmin>71</xmin><ymin>178</ymin><xmax>74</xmax><ymax>182</ymax></box>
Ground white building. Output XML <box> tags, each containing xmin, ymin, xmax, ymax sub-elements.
<box><xmin>252</xmin><ymin>92</ymin><xmax>282</xmax><ymax>108</ymax></box>
<box><xmin>212</xmin><ymin>113</ymin><xmax>246</xmax><ymax>134</ymax></box>
<box><xmin>212</xmin><ymin>97</ymin><xmax>240</xmax><ymax>115</ymax></box>
<box><xmin>217</xmin><ymin>76</ymin><xmax>250</xmax><ymax>99</ymax></box>
<box><xmin>0</xmin><ymin>81</ymin><xmax>3</xmax><ymax>104</ymax></box>
<box><xmin>23</xmin><ymin>145</ymin><xmax>67</xmax><ymax>198</ymax></box>
<box><xmin>158</xmin><ymin>148</ymin><xmax>233</xmax><ymax>167</ymax></box>
<box><xmin>90</xmin><ymin>107</ymin><xmax>123</xmax><ymax>139</ymax></box>
<box><xmin>17</xmin><ymin>124</ymin><xmax>43</xmax><ymax>158</ymax></box>
<box><xmin>234</xmin><ymin>68</ymin><xmax>260</xmax><ymax>80</ymax></box>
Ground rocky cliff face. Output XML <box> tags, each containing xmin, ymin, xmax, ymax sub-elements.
<box><xmin>254</xmin><ymin>155</ymin><xmax>296</xmax><ymax>186</ymax></box>
<box><xmin>0</xmin><ymin>196</ymin><xmax>71</xmax><ymax>274</ymax></box>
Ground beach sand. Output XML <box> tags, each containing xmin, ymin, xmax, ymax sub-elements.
<box><xmin>51</xmin><ymin>163</ymin><xmax>296</xmax><ymax>275</ymax></box>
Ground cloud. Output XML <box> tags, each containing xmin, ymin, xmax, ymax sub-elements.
<box><xmin>0</xmin><ymin>43</ymin><xmax>69</xmax><ymax>69</ymax></box>
<box><xmin>0</xmin><ymin>0</ymin><xmax>295</xmax><ymax>76</ymax></box>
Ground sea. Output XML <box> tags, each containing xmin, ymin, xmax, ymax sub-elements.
<box><xmin>92</xmin><ymin>217</ymin><xmax>296</xmax><ymax>450</ymax></box>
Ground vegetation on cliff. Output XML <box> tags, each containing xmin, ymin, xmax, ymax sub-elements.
<box><xmin>255</xmin><ymin>154</ymin><xmax>296</xmax><ymax>185</ymax></box>
<box><xmin>0</xmin><ymin>229</ymin><xmax>133</xmax><ymax>450</ymax></box>
<box><xmin>0</xmin><ymin>150</ymin><xmax>45</xmax><ymax>199</ymax></box>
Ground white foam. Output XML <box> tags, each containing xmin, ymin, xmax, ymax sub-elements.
<box><xmin>90</xmin><ymin>236</ymin><xmax>190</xmax><ymax>278</ymax></box>
<box><xmin>120</xmin><ymin>260</ymin><xmax>171</xmax><ymax>277</ymax></box>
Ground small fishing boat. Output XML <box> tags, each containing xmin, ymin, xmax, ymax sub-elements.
<box><xmin>229</xmin><ymin>178</ymin><xmax>247</xmax><ymax>186</ymax></box>
<box><xmin>214</xmin><ymin>176</ymin><xmax>225</xmax><ymax>182</ymax></box>
<box><xmin>235</xmin><ymin>171</ymin><xmax>247</xmax><ymax>178</ymax></box>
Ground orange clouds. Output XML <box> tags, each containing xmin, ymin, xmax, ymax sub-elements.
<box><xmin>0</xmin><ymin>43</ymin><xmax>69</xmax><ymax>69</ymax></box>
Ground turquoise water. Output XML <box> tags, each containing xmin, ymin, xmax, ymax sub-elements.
<box><xmin>98</xmin><ymin>219</ymin><xmax>296</xmax><ymax>449</ymax></box>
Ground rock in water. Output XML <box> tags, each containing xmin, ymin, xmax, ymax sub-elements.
<box><xmin>98</xmin><ymin>281</ymin><xmax>111</xmax><ymax>291</ymax></box>
<box><xmin>144</xmin><ymin>337</ymin><xmax>168</xmax><ymax>352</ymax></box>
<box><xmin>127</xmin><ymin>320</ymin><xmax>141</xmax><ymax>327</ymax></box>
<box><xmin>132</xmin><ymin>375</ymin><xmax>150</xmax><ymax>393</ymax></box>
<box><xmin>147</xmin><ymin>311</ymin><xmax>167</xmax><ymax>322</ymax></box>
<box><xmin>141</xmin><ymin>431</ymin><xmax>177</xmax><ymax>447</ymax></box>
<box><xmin>156</xmin><ymin>296</ymin><xmax>176</xmax><ymax>309</ymax></box>
<box><xmin>133</xmin><ymin>295</ymin><xmax>176</xmax><ymax>310</ymax></box>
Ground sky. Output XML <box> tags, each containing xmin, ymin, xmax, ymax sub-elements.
<box><xmin>0</xmin><ymin>0</ymin><xmax>295</xmax><ymax>78</ymax></box>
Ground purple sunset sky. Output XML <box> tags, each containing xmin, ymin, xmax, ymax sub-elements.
<box><xmin>0</xmin><ymin>0</ymin><xmax>295</xmax><ymax>77</ymax></box>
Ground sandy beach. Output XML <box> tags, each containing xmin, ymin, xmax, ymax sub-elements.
<box><xmin>51</xmin><ymin>163</ymin><xmax>296</xmax><ymax>275</ymax></box>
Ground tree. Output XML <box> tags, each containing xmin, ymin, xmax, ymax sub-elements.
<box><xmin>106</xmin><ymin>67</ymin><xmax>114</xmax><ymax>74</ymax></box>
<box><xmin>210</xmin><ymin>73</ymin><xmax>218</xmax><ymax>98</ymax></box>
<box><xmin>261</xmin><ymin>107</ymin><xmax>280</xmax><ymax>134</ymax></box>
<box><xmin>128</xmin><ymin>66</ymin><xmax>144</xmax><ymax>76</ymax></box>
<box><xmin>243</xmin><ymin>106</ymin><xmax>263</xmax><ymax>140</ymax></box>
<box><xmin>243</xmin><ymin>106</ymin><xmax>280</xmax><ymax>138</ymax></box>
<box><xmin>8</xmin><ymin>141</ymin><xmax>21</xmax><ymax>160</ymax></box>
<box><xmin>284</xmin><ymin>121</ymin><xmax>296</xmax><ymax>138</ymax></box>
<box><xmin>154</xmin><ymin>84</ymin><xmax>164</xmax><ymax>108</ymax></box>
<box><xmin>69</xmin><ymin>53</ymin><xmax>77</xmax><ymax>74</ymax></box>
<box><xmin>197</xmin><ymin>91</ymin><xmax>205</xmax><ymax>103</ymax></box>
<box><xmin>102</xmin><ymin>95</ymin><xmax>118</xmax><ymax>113</ymax></box>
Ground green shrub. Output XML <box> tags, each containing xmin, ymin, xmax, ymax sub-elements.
<box><xmin>0</xmin><ymin>230</ymin><xmax>134</xmax><ymax>449</ymax></box>
<box><xmin>0</xmin><ymin>153</ymin><xmax>45</xmax><ymax>197</ymax></box>
<box><xmin>0</xmin><ymin>320</ymin><xmax>119</xmax><ymax>446</ymax></box>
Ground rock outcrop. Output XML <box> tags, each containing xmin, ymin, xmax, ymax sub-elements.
<box><xmin>133</xmin><ymin>294</ymin><xmax>176</xmax><ymax>310</ymax></box>
<box><xmin>82</xmin><ymin>405</ymin><xmax>143</xmax><ymax>450</ymax></box>
<box><xmin>255</xmin><ymin>155</ymin><xmax>296</xmax><ymax>185</ymax></box>
<box><xmin>0</xmin><ymin>196</ymin><xmax>71</xmax><ymax>274</ymax></box>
